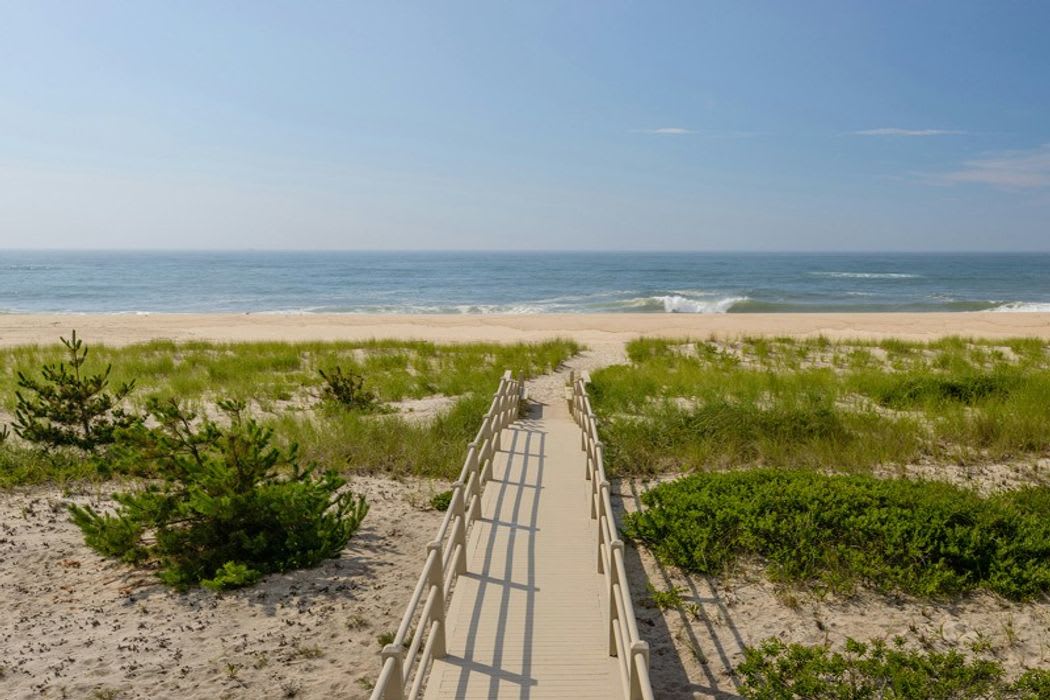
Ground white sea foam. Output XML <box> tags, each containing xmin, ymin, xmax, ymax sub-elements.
<box><xmin>991</xmin><ymin>302</ymin><xmax>1050</xmax><ymax>312</ymax></box>
<box><xmin>809</xmin><ymin>272</ymin><xmax>920</xmax><ymax>279</ymax></box>
<box><xmin>453</xmin><ymin>304</ymin><xmax>547</xmax><ymax>314</ymax></box>
<box><xmin>655</xmin><ymin>295</ymin><xmax>748</xmax><ymax>313</ymax></box>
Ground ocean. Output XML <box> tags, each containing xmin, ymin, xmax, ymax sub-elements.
<box><xmin>1</xmin><ymin>251</ymin><xmax>1049</xmax><ymax>314</ymax></box>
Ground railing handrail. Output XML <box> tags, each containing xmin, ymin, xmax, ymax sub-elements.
<box><xmin>369</xmin><ymin>370</ymin><xmax>524</xmax><ymax>700</ymax></box>
<box><xmin>569</xmin><ymin>370</ymin><xmax>656</xmax><ymax>700</ymax></box>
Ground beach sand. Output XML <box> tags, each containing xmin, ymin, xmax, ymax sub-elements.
<box><xmin>1</xmin><ymin>312</ymin><xmax>1049</xmax><ymax>348</ymax></box>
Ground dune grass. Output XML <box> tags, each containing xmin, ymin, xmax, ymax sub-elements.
<box><xmin>0</xmin><ymin>337</ymin><xmax>578</xmax><ymax>409</ymax></box>
<box><xmin>622</xmin><ymin>469</ymin><xmax>1050</xmax><ymax>600</ymax></box>
<box><xmin>0</xmin><ymin>337</ymin><xmax>580</xmax><ymax>485</ymax></box>
<box><xmin>0</xmin><ymin>444</ymin><xmax>95</xmax><ymax>488</ymax></box>
<box><xmin>590</xmin><ymin>336</ymin><xmax>1050</xmax><ymax>476</ymax></box>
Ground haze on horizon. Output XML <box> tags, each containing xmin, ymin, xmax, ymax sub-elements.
<box><xmin>1</xmin><ymin>1</ymin><xmax>1049</xmax><ymax>252</ymax></box>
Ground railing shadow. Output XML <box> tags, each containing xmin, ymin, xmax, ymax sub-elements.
<box><xmin>615</xmin><ymin>479</ymin><xmax>747</xmax><ymax>700</ymax></box>
<box><xmin>442</xmin><ymin>414</ymin><xmax>546</xmax><ymax>699</ymax></box>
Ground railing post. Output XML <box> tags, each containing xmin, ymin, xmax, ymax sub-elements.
<box><xmin>597</xmin><ymin>508</ymin><xmax>606</xmax><ymax>574</ymax></box>
<box><xmin>568</xmin><ymin>371</ymin><xmax>576</xmax><ymax>416</ymax></box>
<box><xmin>587</xmin><ymin>413</ymin><xmax>598</xmax><ymax>461</ymax></box>
<box><xmin>629</xmin><ymin>641</ymin><xmax>651</xmax><ymax>700</ymax></box>
<box><xmin>451</xmin><ymin>483</ymin><xmax>468</xmax><ymax>574</ymax></box>
<box><xmin>594</xmin><ymin>479</ymin><xmax>608</xmax><ymax>520</ymax></box>
<box><xmin>493</xmin><ymin>408</ymin><xmax>504</xmax><ymax>451</ymax></box>
<box><xmin>466</xmin><ymin>469</ymin><xmax>482</xmax><ymax>523</ymax></box>
<box><xmin>481</xmin><ymin>439</ymin><xmax>494</xmax><ymax>482</ymax></box>
<box><xmin>467</xmin><ymin>441</ymin><xmax>482</xmax><ymax>486</ymax></box>
<box><xmin>426</xmin><ymin>541</ymin><xmax>447</xmax><ymax>659</ymax></box>
<box><xmin>608</xmin><ymin>539</ymin><xmax>623</xmax><ymax>657</ymax></box>
<box><xmin>380</xmin><ymin>645</ymin><xmax>406</xmax><ymax>699</ymax></box>
<box><xmin>580</xmin><ymin>409</ymin><xmax>587</xmax><ymax>450</ymax></box>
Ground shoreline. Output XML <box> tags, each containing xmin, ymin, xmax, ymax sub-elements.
<box><xmin>1</xmin><ymin>312</ymin><xmax>1049</xmax><ymax>347</ymax></box>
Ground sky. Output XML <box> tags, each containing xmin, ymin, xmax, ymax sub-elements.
<box><xmin>1</xmin><ymin>1</ymin><xmax>1049</xmax><ymax>251</ymax></box>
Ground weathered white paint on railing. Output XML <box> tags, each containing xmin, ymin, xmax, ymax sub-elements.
<box><xmin>369</xmin><ymin>371</ymin><xmax>524</xmax><ymax>700</ymax></box>
<box><xmin>570</xmin><ymin>370</ymin><xmax>656</xmax><ymax>700</ymax></box>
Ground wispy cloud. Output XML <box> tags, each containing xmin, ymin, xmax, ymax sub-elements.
<box><xmin>854</xmin><ymin>128</ymin><xmax>965</xmax><ymax>137</ymax></box>
<box><xmin>637</xmin><ymin>127</ymin><xmax>696</xmax><ymax>135</ymax></box>
<box><xmin>926</xmin><ymin>144</ymin><xmax>1050</xmax><ymax>189</ymax></box>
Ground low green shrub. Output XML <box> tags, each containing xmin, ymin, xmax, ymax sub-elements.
<box><xmin>1012</xmin><ymin>669</ymin><xmax>1050</xmax><ymax>698</ymax></box>
<box><xmin>647</xmin><ymin>584</ymin><xmax>686</xmax><ymax>611</ymax></box>
<box><xmin>70</xmin><ymin>398</ymin><xmax>368</xmax><ymax>590</ymax></box>
<box><xmin>737</xmin><ymin>637</ymin><xmax>1013</xmax><ymax>700</ymax></box>
<box><xmin>430</xmin><ymin>490</ymin><xmax>453</xmax><ymax>511</ymax></box>
<box><xmin>622</xmin><ymin>470</ymin><xmax>1050</xmax><ymax>599</ymax></box>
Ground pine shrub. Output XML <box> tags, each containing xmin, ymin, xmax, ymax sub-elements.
<box><xmin>14</xmin><ymin>331</ymin><xmax>138</xmax><ymax>451</ymax></box>
<box><xmin>70</xmin><ymin>398</ymin><xmax>368</xmax><ymax>590</ymax></box>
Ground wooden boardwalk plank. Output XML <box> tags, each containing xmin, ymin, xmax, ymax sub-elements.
<box><xmin>423</xmin><ymin>402</ymin><xmax>622</xmax><ymax>700</ymax></box>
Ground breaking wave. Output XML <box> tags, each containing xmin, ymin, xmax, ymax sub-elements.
<box><xmin>991</xmin><ymin>302</ymin><xmax>1050</xmax><ymax>312</ymax></box>
<box><xmin>652</xmin><ymin>295</ymin><xmax>749</xmax><ymax>313</ymax></box>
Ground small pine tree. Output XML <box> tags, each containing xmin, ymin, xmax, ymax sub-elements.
<box><xmin>14</xmin><ymin>331</ymin><xmax>137</xmax><ymax>451</ymax></box>
<box><xmin>318</xmin><ymin>366</ymin><xmax>378</xmax><ymax>411</ymax></box>
<box><xmin>70</xmin><ymin>397</ymin><xmax>369</xmax><ymax>590</ymax></box>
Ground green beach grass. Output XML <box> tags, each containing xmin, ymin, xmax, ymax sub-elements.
<box><xmin>590</xmin><ymin>336</ymin><xmax>1050</xmax><ymax>476</ymax></box>
<box><xmin>0</xmin><ymin>337</ymin><xmax>580</xmax><ymax>486</ymax></box>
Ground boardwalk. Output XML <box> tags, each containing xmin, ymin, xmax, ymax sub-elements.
<box><xmin>422</xmin><ymin>398</ymin><xmax>623</xmax><ymax>700</ymax></box>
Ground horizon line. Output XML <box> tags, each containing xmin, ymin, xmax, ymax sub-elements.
<box><xmin>3</xmin><ymin>248</ymin><xmax>1050</xmax><ymax>255</ymax></box>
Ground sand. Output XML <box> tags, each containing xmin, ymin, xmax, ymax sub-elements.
<box><xmin>1</xmin><ymin>312</ymin><xmax>1049</xmax><ymax>348</ymax></box>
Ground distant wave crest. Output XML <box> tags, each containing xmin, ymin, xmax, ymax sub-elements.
<box><xmin>810</xmin><ymin>271</ymin><xmax>920</xmax><ymax>279</ymax></box>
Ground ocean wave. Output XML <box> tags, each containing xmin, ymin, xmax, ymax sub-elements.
<box><xmin>453</xmin><ymin>304</ymin><xmax>547</xmax><ymax>314</ymax></box>
<box><xmin>809</xmin><ymin>272</ymin><xmax>920</xmax><ymax>279</ymax></box>
<box><xmin>654</xmin><ymin>295</ymin><xmax>748</xmax><ymax>313</ymax></box>
<box><xmin>991</xmin><ymin>302</ymin><xmax>1050</xmax><ymax>312</ymax></box>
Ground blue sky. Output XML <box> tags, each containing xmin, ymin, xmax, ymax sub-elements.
<box><xmin>1</xmin><ymin>1</ymin><xmax>1048</xmax><ymax>250</ymax></box>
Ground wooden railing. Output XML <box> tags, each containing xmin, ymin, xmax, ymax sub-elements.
<box><xmin>569</xmin><ymin>370</ymin><xmax>655</xmax><ymax>700</ymax></box>
<box><xmin>369</xmin><ymin>371</ymin><xmax>525</xmax><ymax>700</ymax></box>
